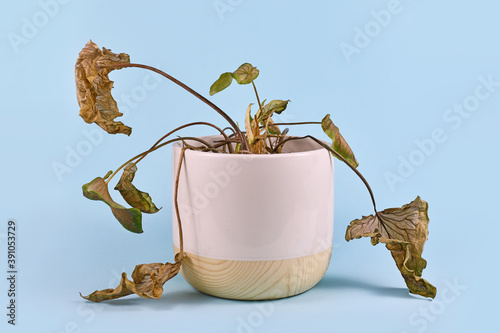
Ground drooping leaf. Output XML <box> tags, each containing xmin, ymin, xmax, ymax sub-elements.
<box><xmin>258</xmin><ymin>100</ymin><xmax>289</xmax><ymax>136</ymax></box>
<box><xmin>75</xmin><ymin>40</ymin><xmax>132</xmax><ymax>135</ymax></box>
<box><xmin>209</xmin><ymin>72</ymin><xmax>233</xmax><ymax>96</ymax></box>
<box><xmin>232</xmin><ymin>63</ymin><xmax>259</xmax><ymax>85</ymax></box>
<box><xmin>262</xmin><ymin>99</ymin><xmax>289</xmax><ymax>117</ymax></box>
<box><xmin>345</xmin><ymin>196</ymin><xmax>436</xmax><ymax>298</ymax></box>
<box><xmin>82</xmin><ymin>176</ymin><xmax>143</xmax><ymax>233</ymax></box>
<box><xmin>245</xmin><ymin>104</ymin><xmax>256</xmax><ymax>145</ymax></box>
<box><xmin>266</xmin><ymin>118</ymin><xmax>282</xmax><ymax>135</ymax></box>
<box><xmin>81</xmin><ymin>254</ymin><xmax>182</xmax><ymax>302</ymax></box>
<box><xmin>114</xmin><ymin>164</ymin><xmax>160</xmax><ymax>214</ymax></box>
<box><xmin>321</xmin><ymin>114</ymin><xmax>359</xmax><ymax>168</ymax></box>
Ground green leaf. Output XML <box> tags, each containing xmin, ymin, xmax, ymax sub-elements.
<box><xmin>209</xmin><ymin>72</ymin><xmax>233</xmax><ymax>96</ymax></box>
<box><xmin>345</xmin><ymin>196</ymin><xmax>437</xmax><ymax>298</ymax></box>
<box><xmin>262</xmin><ymin>99</ymin><xmax>289</xmax><ymax>117</ymax></box>
<box><xmin>321</xmin><ymin>114</ymin><xmax>359</xmax><ymax>168</ymax></box>
<box><xmin>114</xmin><ymin>164</ymin><xmax>160</xmax><ymax>214</ymax></box>
<box><xmin>232</xmin><ymin>63</ymin><xmax>259</xmax><ymax>85</ymax></box>
<box><xmin>82</xmin><ymin>176</ymin><xmax>143</xmax><ymax>233</ymax></box>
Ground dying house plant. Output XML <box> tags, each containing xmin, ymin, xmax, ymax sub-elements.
<box><xmin>76</xmin><ymin>40</ymin><xmax>436</xmax><ymax>302</ymax></box>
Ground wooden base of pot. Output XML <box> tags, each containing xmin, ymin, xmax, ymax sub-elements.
<box><xmin>173</xmin><ymin>246</ymin><xmax>332</xmax><ymax>300</ymax></box>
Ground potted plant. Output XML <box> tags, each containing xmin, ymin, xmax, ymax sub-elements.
<box><xmin>76</xmin><ymin>40</ymin><xmax>436</xmax><ymax>302</ymax></box>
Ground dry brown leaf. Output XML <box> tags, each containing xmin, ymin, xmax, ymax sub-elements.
<box><xmin>114</xmin><ymin>163</ymin><xmax>160</xmax><ymax>214</ymax></box>
<box><xmin>345</xmin><ymin>196</ymin><xmax>437</xmax><ymax>298</ymax></box>
<box><xmin>75</xmin><ymin>40</ymin><xmax>132</xmax><ymax>135</ymax></box>
<box><xmin>80</xmin><ymin>273</ymin><xmax>135</xmax><ymax>302</ymax></box>
<box><xmin>81</xmin><ymin>254</ymin><xmax>183</xmax><ymax>302</ymax></box>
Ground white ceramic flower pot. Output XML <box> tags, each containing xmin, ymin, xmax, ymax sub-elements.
<box><xmin>172</xmin><ymin>136</ymin><xmax>334</xmax><ymax>300</ymax></box>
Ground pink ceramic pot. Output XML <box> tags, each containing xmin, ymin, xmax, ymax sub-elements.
<box><xmin>172</xmin><ymin>136</ymin><xmax>334</xmax><ymax>300</ymax></box>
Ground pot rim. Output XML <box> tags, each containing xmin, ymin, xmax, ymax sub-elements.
<box><xmin>173</xmin><ymin>135</ymin><xmax>330</xmax><ymax>159</ymax></box>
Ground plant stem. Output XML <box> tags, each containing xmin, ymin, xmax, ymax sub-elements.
<box><xmin>291</xmin><ymin>136</ymin><xmax>379</xmax><ymax>214</ymax></box>
<box><xmin>104</xmin><ymin>136</ymin><xmax>214</xmax><ymax>184</ymax></box>
<box><xmin>270</xmin><ymin>121</ymin><xmax>379</xmax><ymax>214</ymax></box>
<box><xmin>174</xmin><ymin>147</ymin><xmax>188</xmax><ymax>259</ymax></box>
<box><xmin>222</xmin><ymin>126</ymin><xmax>236</xmax><ymax>136</ymax></box>
<box><xmin>251</xmin><ymin>81</ymin><xmax>263</xmax><ymax>118</ymax></box>
<box><xmin>135</xmin><ymin>121</ymin><xmax>233</xmax><ymax>165</ymax></box>
<box><xmin>100</xmin><ymin>62</ymin><xmax>248</xmax><ymax>151</ymax></box>
<box><xmin>271</xmin><ymin>121</ymin><xmax>322</xmax><ymax>127</ymax></box>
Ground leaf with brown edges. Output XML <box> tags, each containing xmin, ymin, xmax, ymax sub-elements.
<box><xmin>75</xmin><ymin>40</ymin><xmax>131</xmax><ymax>135</ymax></box>
<box><xmin>345</xmin><ymin>196</ymin><xmax>436</xmax><ymax>298</ymax></box>
<box><xmin>321</xmin><ymin>114</ymin><xmax>358</xmax><ymax>169</ymax></box>
<box><xmin>261</xmin><ymin>99</ymin><xmax>289</xmax><ymax>117</ymax></box>
<box><xmin>82</xmin><ymin>176</ymin><xmax>143</xmax><ymax>233</ymax></box>
<box><xmin>114</xmin><ymin>163</ymin><xmax>160</xmax><ymax>214</ymax></box>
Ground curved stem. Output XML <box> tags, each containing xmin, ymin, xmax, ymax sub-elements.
<box><xmin>271</xmin><ymin>121</ymin><xmax>321</xmax><ymax>127</ymax></box>
<box><xmin>135</xmin><ymin>121</ymin><xmax>233</xmax><ymax>165</ymax></box>
<box><xmin>251</xmin><ymin>81</ymin><xmax>263</xmax><ymax>117</ymax></box>
<box><xmin>287</xmin><ymin>135</ymin><xmax>378</xmax><ymax>214</ymax></box>
<box><xmin>222</xmin><ymin>126</ymin><xmax>236</xmax><ymax>135</ymax></box>
<box><xmin>100</xmin><ymin>62</ymin><xmax>248</xmax><ymax>151</ymax></box>
<box><xmin>104</xmin><ymin>136</ymin><xmax>214</xmax><ymax>184</ymax></box>
<box><xmin>174</xmin><ymin>147</ymin><xmax>188</xmax><ymax>259</ymax></box>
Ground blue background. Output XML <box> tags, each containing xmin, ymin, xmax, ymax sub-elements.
<box><xmin>1</xmin><ymin>0</ymin><xmax>497</xmax><ymax>332</ymax></box>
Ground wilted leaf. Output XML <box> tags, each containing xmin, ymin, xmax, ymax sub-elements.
<box><xmin>245</xmin><ymin>103</ymin><xmax>255</xmax><ymax>145</ymax></box>
<box><xmin>266</xmin><ymin>118</ymin><xmax>281</xmax><ymax>135</ymax></box>
<box><xmin>262</xmin><ymin>99</ymin><xmax>289</xmax><ymax>117</ymax></box>
<box><xmin>232</xmin><ymin>63</ymin><xmax>259</xmax><ymax>84</ymax></box>
<box><xmin>75</xmin><ymin>40</ymin><xmax>131</xmax><ymax>135</ymax></box>
<box><xmin>114</xmin><ymin>164</ymin><xmax>160</xmax><ymax>214</ymax></box>
<box><xmin>81</xmin><ymin>254</ymin><xmax>182</xmax><ymax>302</ymax></box>
<box><xmin>258</xmin><ymin>100</ymin><xmax>289</xmax><ymax>136</ymax></box>
<box><xmin>321</xmin><ymin>114</ymin><xmax>359</xmax><ymax>168</ymax></box>
<box><xmin>80</xmin><ymin>273</ymin><xmax>135</xmax><ymax>302</ymax></box>
<box><xmin>82</xmin><ymin>176</ymin><xmax>143</xmax><ymax>233</ymax></box>
<box><xmin>209</xmin><ymin>72</ymin><xmax>233</xmax><ymax>96</ymax></box>
<box><xmin>345</xmin><ymin>196</ymin><xmax>436</xmax><ymax>298</ymax></box>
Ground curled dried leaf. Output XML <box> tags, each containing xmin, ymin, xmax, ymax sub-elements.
<box><xmin>321</xmin><ymin>114</ymin><xmax>359</xmax><ymax>169</ymax></box>
<box><xmin>80</xmin><ymin>273</ymin><xmax>135</xmax><ymax>302</ymax></box>
<box><xmin>82</xmin><ymin>176</ymin><xmax>143</xmax><ymax>233</ymax></box>
<box><xmin>346</xmin><ymin>196</ymin><xmax>436</xmax><ymax>298</ymax></box>
<box><xmin>75</xmin><ymin>40</ymin><xmax>131</xmax><ymax>135</ymax></box>
<box><xmin>114</xmin><ymin>163</ymin><xmax>160</xmax><ymax>214</ymax></box>
<box><xmin>81</xmin><ymin>254</ymin><xmax>183</xmax><ymax>302</ymax></box>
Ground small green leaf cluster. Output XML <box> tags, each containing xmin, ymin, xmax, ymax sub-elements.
<box><xmin>209</xmin><ymin>63</ymin><xmax>260</xmax><ymax>95</ymax></box>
